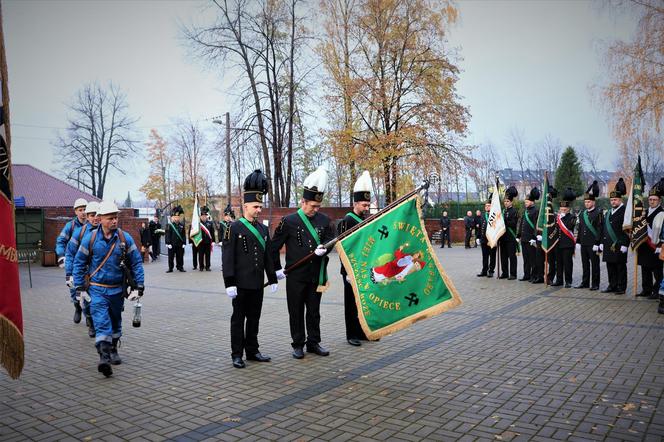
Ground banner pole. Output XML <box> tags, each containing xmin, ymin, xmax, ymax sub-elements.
<box><xmin>544</xmin><ymin>251</ymin><xmax>548</xmax><ymax>286</ymax></box>
<box><xmin>633</xmin><ymin>251</ymin><xmax>638</xmax><ymax>296</ymax></box>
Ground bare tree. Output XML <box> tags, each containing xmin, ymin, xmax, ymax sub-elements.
<box><xmin>54</xmin><ymin>82</ymin><xmax>138</xmax><ymax>198</ymax></box>
<box><xmin>171</xmin><ymin>119</ymin><xmax>209</xmax><ymax>201</ymax></box>
<box><xmin>507</xmin><ymin>126</ymin><xmax>528</xmax><ymax>195</ymax></box>
<box><xmin>532</xmin><ymin>133</ymin><xmax>562</xmax><ymax>175</ymax></box>
<box><xmin>468</xmin><ymin>142</ymin><xmax>498</xmax><ymax>201</ymax></box>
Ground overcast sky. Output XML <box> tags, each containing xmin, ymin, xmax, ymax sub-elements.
<box><xmin>5</xmin><ymin>0</ymin><xmax>636</xmax><ymax>202</ymax></box>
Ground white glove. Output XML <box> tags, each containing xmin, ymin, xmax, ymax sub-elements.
<box><xmin>575</xmin><ymin>243</ymin><xmax>581</xmax><ymax>249</ymax></box>
<box><xmin>276</xmin><ymin>269</ymin><xmax>286</xmax><ymax>280</ymax></box>
<box><xmin>182</xmin><ymin>244</ymin><xmax>185</xmax><ymax>249</ymax></box>
<box><xmin>58</xmin><ymin>256</ymin><xmax>65</xmax><ymax>268</ymax></box>
<box><xmin>620</xmin><ymin>245</ymin><xmax>628</xmax><ymax>253</ymax></box>
<box><xmin>599</xmin><ymin>244</ymin><xmax>604</xmax><ymax>251</ymax></box>
<box><xmin>346</xmin><ymin>275</ymin><xmax>351</xmax><ymax>283</ymax></box>
<box><xmin>78</xmin><ymin>291</ymin><xmax>90</xmax><ymax>308</ymax></box>
<box><xmin>476</xmin><ymin>239</ymin><xmax>481</xmax><ymax>245</ymax></box>
<box><xmin>592</xmin><ymin>245</ymin><xmax>599</xmax><ymax>252</ymax></box>
<box><xmin>127</xmin><ymin>291</ymin><xmax>141</xmax><ymax>301</ymax></box>
<box><xmin>65</xmin><ymin>276</ymin><xmax>73</xmax><ymax>288</ymax></box>
<box><xmin>167</xmin><ymin>244</ymin><xmax>172</xmax><ymax>249</ymax></box>
<box><xmin>529</xmin><ymin>239</ymin><xmax>536</xmax><ymax>246</ymax></box>
<box><xmin>314</xmin><ymin>245</ymin><xmax>327</xmax><ymax>256</ymax></box>
<box><xmin>656</xmin><ymin>248</ymin><xmax>661</xmax><ymax>255</ymax></box>
<box><xmin>270</xmin><ymin>284</ymin><xmax>278</xmax><ymax>293</ymax></box>
<box><xmin>226</xmin><ymin>286</ymin><xmax>238</xmax><ymax>299</ymax></box>
<box><xmin>536</xmin><ymin>235</ymin><xmax>542</xmax><ymax>241</ymax></box>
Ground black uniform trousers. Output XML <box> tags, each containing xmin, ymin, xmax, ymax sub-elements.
<box><xmin>198</xmin><ymin>244</ymin><xmax>211</xmax><ymax>270</ymax></box>
<box><xmin>606</xmin><ymin>262</ymin><xmax>627</xmax><ymax>291</ymax></box>
<box><xmin>556</xmin><ymin>247</ymin><xmax>574</xmax><ymax>285</ymax></box>
<box><xmin>343</xmin><ymin>279</ymin><xmax>366</xmax><ymax>340</ymax></box>
<box><xmin>230</xmin><ymin>288</ymin><xmax>264</xmax><ymax>358</ymax></box>
<box><xmin>499</xmin><ymin>240</ymin><xmax>518</xmax><ymax>278</ymax></box>
<box><xmin>480</xmin><ymin>244</ymin><xmax>496</xmax><ymax>274</ymax></box>
<box><xmin>580</xmin><ymin>245</ymin><xmax>600</xmax><ymax>288</ymax></box>
<box><xmin>464</xmin><ymin>229</ymin><xmax>472</xmax><ymax>248</ymax></box>
<box><xmin>191</xmin><ymin>243</ymin><xmax>199</xmax><ymax>269</ymax></box>
<box><xmin>168</xmin><ymin>246</ymin><xmax>184</xmax><ymax>271</ymax></box>
<box><xmin>521</xmin><ymin>241</ymin><xmax>536</xmax><ymax>280</ymax></box>
<box><xmin>641</xmin><ymin>261</ymin><xmax>663</xmax><ymax>296</ymax></box>
<box><xmin>286</xmin><ymin>278</ymin><xmax>322</xmax><ymax>348</ymax></box>
<box><xmin>441</xmin><ymin>229</ymin><xmax>451</xmax><ymax>247</ymax></box>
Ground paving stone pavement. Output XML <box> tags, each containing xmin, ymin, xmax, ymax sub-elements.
<box><xmin>1</xmin><ymin>245</ymin><xmax>663</xmax><ymax>441</ymax></box>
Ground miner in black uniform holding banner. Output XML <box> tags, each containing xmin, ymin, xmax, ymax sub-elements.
<box><xmin>219</xmin><ymin>204</ymin><xmax>234</xmax><ymax>272</ymax></box>
<box><xmin>601</xmin><ymin>178</ymin><xmax>629</xmax><ymax>294</ymax></box>
<box><xmin>552</xmin><ymin>188</ymin><xmax>577</xmax><ymax>288</ymax></box>
<box><xmin>575</xmin><ymin>181</ymin><xmax>603</xmax><ymax>290</ymax></box>
<box><xmin>223</xmin><ymin>170</ymin><xmax>278</xmax><ymax>368</ymax></box>
<box><xmin>518</xmin><ymin>187</ymin><xmax>540</xmax><ymax>282</ymax></box>
<box><xmin>338</xmin><ymin>171</ymin><xmax>372</xmax><ymax>346</ymax></box>
<box><xmin>477</xmin><ymin>196</ymin><xmax>496</xmax><ymax>277</ymax></box>
<box><xmin>499</xmin><ymin>186</ymin><xmax>519</xmax><ymax>280</ymax></box>
<box><xmin>636</xmin><ymin>179</ymin><xmax>664</xmax><ymax>299</ymax></box>
<box><xmin>165</xmin><ymin>206</ymin><xmax>186</xmax><ymax>273</ymax></box>
<box><xmin>197</xmin><ymin>206</ymin><xmax>216</xmax><ymax>272</ymax></box>
<box><xmin>271</xmin><ymin>166</ymin><xmax>334</xmax><ymax>359</ymax></box>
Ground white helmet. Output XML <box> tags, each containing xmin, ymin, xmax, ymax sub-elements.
<box><xmin>96</xmin><ymin>201</ymin><xmax>119</xmax><ymax>216</ymax></box>
<box><xmin>85</xmin><ymin>201</ymin><xmax>99</xmax><ymax>214</ymax></box>
<box><xmin>73</xmin><ymin>198</ymin><xmax>88</xmax><ymax>209</ymax></box>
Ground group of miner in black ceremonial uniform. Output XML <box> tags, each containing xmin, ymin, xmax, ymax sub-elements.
<box><xmin>220</xmin><ymin>166</ymin><xmax>379</xmax><ymax>368</ymax></box>
<box><xmin>471</xmin><ymin>177</ymin><xmax>664</xmax><ymax>315</ymax></box>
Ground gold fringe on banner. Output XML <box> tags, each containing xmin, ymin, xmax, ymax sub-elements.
<box><xmin>0</xmin><ymin>315</ymin><xmax>24</xmax><ymax>379</ymax></box>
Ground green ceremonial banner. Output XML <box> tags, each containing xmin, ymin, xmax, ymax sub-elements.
<box><xmin>335</xmin><ymin>195</ymin><xmax>462</xmax><ymax>340</ymax></box>
<box><xmin>537</xmin><ymin>172</ymin><xmax>557</xmax><ymax>253</ymax></box>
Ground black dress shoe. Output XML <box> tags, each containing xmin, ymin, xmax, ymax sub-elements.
<box><xmin>550</xmin><ymin>282</ymin><xmax>563</xmax><ymax>287</ymax></box>
<box><xmin>648</xmin><ymin>292</ymin><xmax>659</xmax><ymax>300</ymax></box>
<box><xmin>199</xmin><ymin>268</ymin><xmax>204</xmax><ymax>272</ymax></box>
<box><xmin>498</xmin><ymin>275</ymin><xmax>508</xmax><ymax>279</ymax></box>
<box><xmin>166</xmin><ymin>269</ymin><xmax>173</xmax><ymax>273</ymax></box>
<box><xmin>574</xmin><ymin>284</ymin><xmax>589</xmax><ymax>289</ymax></box>
<box><xmin>306</xmin><ymin>343</ymin><xmax>330</xmax><ymax>356</ymax></box>
<box><xmin>635</xmin><ymin>291</ymin><xmax>649</xmax><ymax>297</ymax></box>
<box><xmin>247</xmin><ymin>353</ymin><xmax>271</xmax><ymax>362</ymax></box>
<box><xmin>601</xmin><ymin>287</ymin><xmax>615</xmax><ymax>293</ymax></box>
<box><xmin>178</xmin><ymin>268</ymin><xmax>186</xmax><ymax>272</ymax></box>
<box><xmin>589</xmin><ymin>286</ymin><xmax>599</xmax><ymax>291</ymax></box>
<box><xmin>477</xmin><ymin>272</ymin><xmax>487</xmax><ymax>277</ymax></box>
<box><xmin>232</xmin><ymin>357</ymin><xmax>246</xmax><ymax>368</ymax></box>
<box><xmin>614</xmin><ymin>289</ymin><xmax>626</xmax><ymax>295</ymax></box>
<box><xmin>487</xmin><ymin>272</ymin><xmax>494</xmax><ymax>277</ymax></box>
<box><xmin>292</xmin><ymin>347</ymin><xmax>304</xmax><ymax>359</ymax></box>
<box><xmin>531</xmin><ymin>278</ymin><xmax>544</xmax><ymax>284</ymax></box>
<box><xmin>206</xmin><ymin>268</ymin><xmax>211</xmax><ymax>272</ymax></box>
<box><xmin>564</xmin><ymin>283</ymin><xmax>572</xmax><ymax>288</ymax></box>
<box><xmin>193</xmin><ymin>266</ymin><xmax>197</xmax><ymax>270</ymax></box>
<box><xmin>508</xmin><ymin>276</ymin><xmax>516</xmax><ymax>280</ymax></box>
<box><xmin>519</xmin><ymin>277</ymin><xmax>530</xmax><ymax>281</ymax></box>
<box><xmin>347</xmin><ymin>338</ymin><xmax>361</xmax><ymax>346</ymax></box>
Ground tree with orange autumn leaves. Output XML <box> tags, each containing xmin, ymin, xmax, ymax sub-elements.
<box><xmin>319</xmin><ymin>0</ymin><xmax>472</xmax><ymax>203</ymax></box>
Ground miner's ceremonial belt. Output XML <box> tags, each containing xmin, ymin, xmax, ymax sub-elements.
<box><xmin>90</xmin><ymin>282</ymin><xmax>121</xmax><ymax>288</ymax></box>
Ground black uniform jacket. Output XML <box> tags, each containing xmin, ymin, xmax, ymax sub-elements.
<box><xmin>636</xmin><ymin>206</ymin><xmax>664</xmax><ymax>266</ymax></box>
<box><xmin>576</xmin><ymin>207</ymin><xmax>603</xmax><ymax>247</ymax></box>
<box><xmin>501</xmin><ymin>206</ymin><xmax>519</xmax><ymax>244</ymax></box>
<box><xmin>165</xmin><ymin>221</ymin><xmax>186</xmax><ymax>247</ymax></box>
<box><xmin>518</xmin><ymin>205</ymin><xmax>539</xmax><ymax>243</ymax></box>
<box><xmin>601</xmin><ymin>205</ymin><xmax>630</xmax><ymax>263</ymax></box>
<box><xmin>337</xmin><ymin>212</ymin><xmax>364</xmax><ymax>276</ymax></box>
<box><xmin>556</xmin><ymin>212</ymin><xmax>577</xmax><ymax>249</ymax></box>
<box><xmin>223</xmin><ymin>219</ymin><xmax>277</xmax><ymax>290</ymax></box>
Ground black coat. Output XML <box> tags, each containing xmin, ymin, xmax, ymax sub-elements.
<box><xmin>474</xmin><ymin>215</ymin><xmax>482</xmax><ymax>231</ymax></box>
<box><xmin>199</xmin><ymin>219</ymin><xmax>217</xmax><ymax>246</ymax></box>
<box><xmin>139</xmin><ymin>227</ymin><xmax>151</xmax><ymax>247</ymax></box>
<box><xmin>463</xmin><ymin>216</ymin><xmax>474</xmax><ymax>230</ymax></box>
<box><xmin>148</xmin><ymin>220</ymin><xmax>162</xmax><ymax>240</ymax></box>
<box><xmin>500</xmin><ymin>206</ymin><xmax>519</xmax><ymax>245</ymax></box>
<box><xmin>555</xmin><ymin>213</ymin><xmax>576</xmax><ymax>249</ymax></box>
<box><xmin>439</xmin><ymin>216</ymin><xmax>450</xmax><ymax>230</ymax></box>
<box><xmin>337</xmin><ymin>211</ymin><xmax>364</xmax><ymax>276</ymax></box>
<box><xmin>165</xmin><ymin>221</ymin><xmax>186</xmax><ymax>247</ymax></box>
<box><xmin>223</xmin><ymin>219</ymin><xmax>277</xmax><ymax>290</ymax></box>
<box><xmin>601</xmin><ymin>205</ymin><xmax>630</xmax><ymax>263</ymax></box>
<box><xmin>270</xmin><ymin>211</ymin><xmax>334</xmax><ymax>284</ymax></box>
<box><xmin>636</xmin><ymin>206</ymin><xmax>664</xmax><ymax>266</ymax></box>
<box><xmin>518</xmin><ymin>205</ymin><xmax>539</xmax><ymax>243</ymax></box>
<box><xmin>479</xmin><ymin>211</ymin><xmax>490</xmax><ymax>246</ymax></box>
<box><xmin>576</xmin><ymin>207</ymin><xmax>603</xmax><ymax>247</ymax></box>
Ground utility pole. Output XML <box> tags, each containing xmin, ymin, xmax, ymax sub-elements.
<box><xmin>226</xmin><ymin>112</ymin><xmax>231</xmax><ymax>206</ymax></box>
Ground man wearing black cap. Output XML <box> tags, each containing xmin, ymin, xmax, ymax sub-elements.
<box><xmin>198</xmin><ymin>206</ymin><xmax>216</xmax><ymax>272</ymax></box>
<box><xmin>499</xmin><ymin>186</ymin><xmax>519</xmax><ymax>280</ymax></box>
<box><xmin>519</xmin><ymin>188</ymin><xmax>540</xmax><ymax>282</ymax></box>
<box><xmin>338</xmin><ymin>171</ymin><xmax>372</xmax><ymax>347</ymax></box>
<box><xmin>635</xmin><ymin>179</ymin><xmax>664</xmax><ymax>299</ymax></box>
<box><xmin>219</xmin><ymin>204</ymin><xmax>235</xmax><ymax>272</ymax></box>
<box><xmin>552</xmin><ymin>188</ymin><xmax>577</xmax><ymax>288</ymax></box>
<box><xmin>223</xmin><ymin>170</ymin><xmax>278</xmax><ymax>368</ymax></box>
<box><xmin>575</xmin><ymin>181</ymin><xmax>603</xmax><ymax>290</ymax></box>
<box><xmin>601</xmin><ymin>179</ymin><xmax>630</xmax><ymax>294</ymax></box>
<box><xmin>165</xmin><ymin>206</ymin><xmax>186</xmax><ymax>273</ymax></box>
<box><xmin>271</xmin><ymin>166</ymin><xmax>334</xmax><ymax>359</ymax></box>
<box><xmin>477</xmin><ymin>197</ymin><xmax>496</xmax><ymax>277</ymax></box>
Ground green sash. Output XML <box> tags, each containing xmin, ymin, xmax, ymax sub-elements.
<box><xmin>168</xmin><ymin>222</ymin><xmax>185</xmax><ymax>243</ymax></box>
<box><xmin>605</xmin><ymin>210</ymin><xmax>618</xmax><ymax>249</ymax></box>
<box><xmin>239</xmin><ymin>218</ymin><xmax>266</xmax><ymax>250</ymax></box>
<box><xmin>508</xmin><ymin>227</ymin><xmax>521</xmax><ymax>253</ymax></box>
<box><xmin>346</xmin><ymin>211</ymin><xmax>363</xmax><ymax>224</ymax></box>
<box><xmin>297</xmin><ymin>209</ymin><xmax>328</xmax><ymax>286</ymax></box>
<box><xmin>582</xmin><ymin>210</ymin><xmax>599</xmax><ymax>240</ymax></box>
<box><xmin>524</xmin><ymin>211</ymin><xmax>535</xmax><ymax>230</ymax></box>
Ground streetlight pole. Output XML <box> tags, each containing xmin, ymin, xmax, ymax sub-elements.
<box><xmin>213</xmin><ymin>112</ymin><xmax>232</xmax><ymax>207</ymax></box>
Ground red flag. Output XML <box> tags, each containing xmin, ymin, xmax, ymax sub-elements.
<box><xmin>0</xmin><ymin>2</ymin><xmax>24</xmax><ymax>380</ymax></box>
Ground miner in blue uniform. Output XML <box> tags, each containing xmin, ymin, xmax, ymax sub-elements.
<box><xmin>270</xmin><ymin>166</ymin><xmax>334</xmax><ymax>359</ymax></box>
<box><xmin>56</xmin><ymin>197</ymin><xmax>88</xmax><ymax>323</ymax></box>
<box><xmin>65</xmin><ymin>201</ymin><xmax>99</xmax><ymax>337</ymax></box>
<box><xmin>73</xmin><ymin>201</ymin><xmax>144</xmax><ymax>377</ymax></box>
<box><xmin>223</xmin><ymin>170</ymin><xmax>278</xmax><ymax>368</ymax></box>
<box><xmin>600</xmin><ymin>179</ymin><xmax>630</xmax><ymax>294</ymax></box>
<box><xmin>552</xmin><ymin>188</ymin><xmax>577</xmax><ymax>288</ymax></box>
<box><xmin>338</xmin><ymin>171</ymin><xmax>372</xmax><ymax>346</ymax></box>
<box><xmin>575</xmin><ymin>181</ymin><xmax>603</xmax><ymax>291</ymax></box>
<box><xmin>165</xmin><ymin>206</ymin><xmax>186</xmax><ymax>273</ymax></box>
<box><xmin>499</xmin><ymin>186</ymin><xmax>519</xmax><ymax>280</ymax></box>
<box><xmin>635</xmin><ymin>179</ymin><xmax>664</xmax><ymax>299</ymax></box>
<box><xmin>518</xmin><ymin>187</ymin><xmax>540</xmax><ymax>282</ymax></box>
